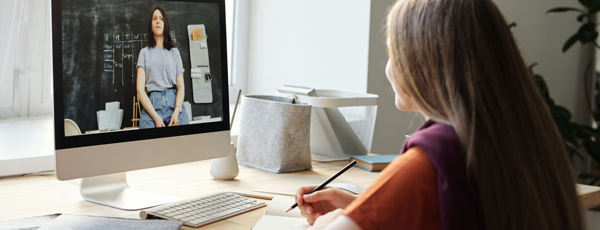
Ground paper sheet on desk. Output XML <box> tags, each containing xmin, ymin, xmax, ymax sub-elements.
<box><xmin>253</xmin><ymin>196</ymin><xmax>310</xmax><ymax>230</ymax></box>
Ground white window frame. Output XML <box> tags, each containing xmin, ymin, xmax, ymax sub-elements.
<box><xmin>229</xmin><ymin>0</ymin><xmax>249</xmax><ymax>94</ymax></box>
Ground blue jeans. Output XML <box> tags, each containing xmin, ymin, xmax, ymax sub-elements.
<box><xmin>140</xmin><ymin>88</ymin><xmax>189</xmax><ymax>129</ymax></box>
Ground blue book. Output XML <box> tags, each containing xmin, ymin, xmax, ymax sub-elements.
<box><xmin>350</xmin><ymin>155</ymin><xmax>399</xmax><ymax>172</ymax></box>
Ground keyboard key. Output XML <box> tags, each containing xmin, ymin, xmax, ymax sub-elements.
<box><xmin>173</xmin><ymin>214</ymin><xmax>186</xmax><ymax>219</ymax></box>
<box><xmin>211</xmin><ymin>208</ymin><xmax>240</xmax><ymax>217</ymax></box>
<box><xmin>182</xmin><ymin>217</ymin><xmax>195</xmax><ymax>221</ymax></box>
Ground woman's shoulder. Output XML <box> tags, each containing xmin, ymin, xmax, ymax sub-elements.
<box><xmin>342</xmin><ymin>145</ymin><xmax>439</xmax><ymax>230</ymax></box>
<box><xmin>139</xmin><ymin>47</ymin><xmax>149</xmax><ymax>54</ymax></box>
<box><xmin>413</xmin><ymin>121</ymin><xmax>458</xmax><ymax>141</ymax></box>
<box><xmin>169</xmin><ymin>47</ymin><xmax>181</xmax><ymax>54</ymax></box>
<box><xmin>405</xmin><ymin>121</ymin><xmax>461</xmax><ymax>153</ymax></box>
<box><xmin>392</xmin><ymin>146</ymin><xmax>436</xmax><ymax>176</ymax></box>
<box><xmin>403</xmin><ymin>121</ymin><xmax>464</xmax><ymax>171</ymax></box>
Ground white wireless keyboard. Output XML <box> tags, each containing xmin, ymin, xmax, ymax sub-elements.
<box><xmin>140</xmin><ymin>191</ymin><xmax>267</xmax><ymax>227</ymax></box>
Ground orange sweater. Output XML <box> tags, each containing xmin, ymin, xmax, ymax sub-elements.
<box><xmin>343</xmin><ymin>146</ymin><xmax>440</xmax><ymax>230</ymax></box>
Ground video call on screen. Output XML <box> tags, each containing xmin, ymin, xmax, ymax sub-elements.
<box><xmin>61</xmin><ymin>0</ymin><xmax>224</xmax><ymax>136</ymax></box>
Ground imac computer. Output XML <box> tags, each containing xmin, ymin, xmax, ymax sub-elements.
<box><xmin>51</xmin><ymin>0</ymin><xmax>231</xmax><ymax>210</ymax></box>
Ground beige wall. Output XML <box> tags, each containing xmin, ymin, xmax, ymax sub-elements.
<box><xmin>367</xmin><ymin>0</ymin><xmax>422</xmax><ymax>155</ymax></box>
<box><xmin>495</xmin><ymin>0</ymin><xmax>594</xmax><ymax>124</ymax></box>
<box><xmin>368</xmin><ymin>0</ymin><xmax>594</xmax><ymax>154</ymax></box>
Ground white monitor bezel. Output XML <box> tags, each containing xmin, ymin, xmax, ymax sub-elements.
<box><xmin>51</xmin><ymin>0</ymin><xmax>231</xmax><ymax>180</ymax></box>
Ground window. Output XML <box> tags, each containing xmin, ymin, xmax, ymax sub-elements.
<box><xmin>0</xmin><ymin>0</ymin><xmax>53</xmax><ymax>119</ymax></box>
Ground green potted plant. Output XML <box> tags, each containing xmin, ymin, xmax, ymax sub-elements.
<box><xmin>541</xmin><ymin>0</ymin><xmax>600</xmax><ymax>184</ymax></box>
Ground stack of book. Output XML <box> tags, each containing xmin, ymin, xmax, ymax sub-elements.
<box><xmin>350</xmin><ymin>155</ymin><xmax>399</xmax><ymax>172</ymax></box>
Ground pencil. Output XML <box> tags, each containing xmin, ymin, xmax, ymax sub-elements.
<box><xmin>250</xmin><ymin>189</ymin><xmax>294</xmax><ymax>197</ymax></box>
<box><xmin>286</xmin><ymin>160</ymin><xmax>357</xmax><ymax>213</ymax></box>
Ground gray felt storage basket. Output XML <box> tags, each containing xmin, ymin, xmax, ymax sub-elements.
<box><xmin>236</xmin><ymin>95</ymin><xmax>312</xmax><ymax>173</ymax></box>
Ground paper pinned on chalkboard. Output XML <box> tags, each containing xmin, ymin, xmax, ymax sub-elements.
<box><xmin>192</xmin><ymin>28</ymin><xmax>204</xmax><ymax>41</ymax></box>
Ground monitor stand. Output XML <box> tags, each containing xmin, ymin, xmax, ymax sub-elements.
<box><xmin>80</xmin><ymin>172</ymin><xmax>181</xmax><ymax>211</ymax></box>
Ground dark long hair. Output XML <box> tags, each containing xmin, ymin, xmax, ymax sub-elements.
<box><xmin>386</xmin><ymin>0</ymin><xmax>584</xmax><ymax>229</ymax></box>
<box><xmin>147</xmin><ymin>6</ymin><xmax>175</xmax><ymax>50</ymax></box>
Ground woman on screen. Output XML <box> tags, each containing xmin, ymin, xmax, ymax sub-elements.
<box><xmin>295</xmin><ymin>0</ymin><xmax>584</xmax><ymax>229</ymax></box>
<box><xmin>137</xmin><ymin>6</ymin><xmax>189</xmax><ymax>128</ymax></box>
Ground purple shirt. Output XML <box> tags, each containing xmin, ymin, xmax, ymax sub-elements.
<box><xmin>402</xmin><ymin>120</ymin><xmax>482</xmax><ymax>230</ymax></box>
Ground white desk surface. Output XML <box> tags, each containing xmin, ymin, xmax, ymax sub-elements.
<box><xmin>0</xmin><ymin>159</ymin><xmax>379</xmax><ymax>229</ymax></box>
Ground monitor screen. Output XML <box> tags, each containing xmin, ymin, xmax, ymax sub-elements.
<box><xmin>53</xmin><ymin>0</ymin><xmax>230</xmax><ymax>150</ymax></box>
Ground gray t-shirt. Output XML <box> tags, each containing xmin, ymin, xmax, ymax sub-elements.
<box><xmin>137</xmin><ymin>47</ymin><xmax>185</xmax><ymax>93</ymax></box>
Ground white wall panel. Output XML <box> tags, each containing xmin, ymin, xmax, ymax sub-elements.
<box><xmin>245</xmin><ymin>0</ymin><xmax>371</xmax><ymax>95</ymax></box>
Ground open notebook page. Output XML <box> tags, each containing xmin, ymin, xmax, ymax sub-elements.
<box><xmin>253</xmin><ymin>196</ymin><xmax>309</xmax><ymax>230</ymax></box>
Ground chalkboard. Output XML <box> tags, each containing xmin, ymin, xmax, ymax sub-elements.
<box><xmin>61</xmin><ymin>0</ymin><xmax>224</xmax><ymax>132</ymax></box>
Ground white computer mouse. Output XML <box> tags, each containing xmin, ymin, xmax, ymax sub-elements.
<box><xmin>329</xmin><ymin>183</ymin><xmax>365</xmax><ymax>195</ymax></box>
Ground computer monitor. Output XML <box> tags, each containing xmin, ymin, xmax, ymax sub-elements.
<box><xmin>51</xmin><ymin>0</ymin><xmax>231</xmax><ymax>210</ymax></box>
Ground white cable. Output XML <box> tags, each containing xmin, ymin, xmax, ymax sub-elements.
<box><xmin>0</xmin><ymin>1</ymin><xmax>20</xmax><ymax>90</ymax></box>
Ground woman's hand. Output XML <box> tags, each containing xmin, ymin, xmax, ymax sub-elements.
<box><xmin>295</xmin><ymin>185</ymin><xmax>357</xmax><ymax>225</ymax></box>
<box><xmin>168</xmin><ymin>107</ymin><xmax>180</xmax><ymax>126</ymax></box>
<box><xmin>152</xmin><ymin>115</ymin><xmax>165</xmax><ymax>127</ymax></box>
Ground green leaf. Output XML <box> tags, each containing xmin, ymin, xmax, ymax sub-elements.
<box><xmin>583</xmin><ymin>139</ymin><xmax>600</xmax><ymax>163</ymax></box>
<box><xmin>579</xmin><ymin>172</ymin><xmax>600</xmax><ymax>185</ymax></box>
<box><xmin>555</xmin><ymin>106</ymin><xmax>573</xmax><ymax>120</ymax></box>
<box><xmin>551</xmin><ymin>109</ymin><xmax>576</xmax><ymax>143</ymax></box>
<box><xmin>571</xmin><ymin>122</ymin><xmax>588</xmax><ymax>139</ymax></box>
<box><xmin>590</xmin><ymin>0</ymin><xmax>600</xmax><ymax>13</ymax></box>
<box><xmin>594</xmin><ymin>92</ymin><xmax>600</xmax><ymax>121</ymax></box>
<box><xmin>547</xmin><ymin>97</ymin><xmax>556</xmax><ymax>107</ymax></box>
<box><xmin>593</xmin><ymin>110</ymin><xmax>600</xmax><ymax>122</ymax></box>
<box><xmin>581</xmin><ymin>31</ymin><xmax>599</xmax><ymax>44</ymax></box>
<box><xmin>579</xmin><ymin>23</ymin><xmax>595</xmax><ymax>33</ymax></box>
<box><xmin>596</xmin><ymin>71</ymin><xmax>600</xmax><ymax>90</ymax></box>
<box><xmin>577</xmin><ymin>23</ymin><xmax>598</xmax><ymax>44</ymax></box>
<box><xmin>572</xmin><ymin>122</ymin><xmax>598</xmax><ymax>139</ymax></box>
<box><xmin>579</xmin><ymin>172</ymin><xmax>600</xmax><ymax>180</ymax></box>
<box><xmin>547</xmin><ymin>7</ymin><xmax>585</xmax><ymax>14</ymax></box>
<box><xmin>563</xmin><ymin>33</ymin><xmax>581</xmax><ymax>52</ymax></box>
<box><xmin>567</xmin><ymin>145</ymin><xmax>585</xmax><ymax>162</ymax></box>
<box><xmin>579</xmin><ymin>0</ymin><xmax>594</xmax><ymax>7</ymax></box>
<box><xmin>530</xmin><ymin>64</ymin><xmax>554</xmax><ymax>105</ymax></box>
<box><xmin>528</xmin><ymin>63</ymin><xmax>538</xmax><ymax>76</ymax></box>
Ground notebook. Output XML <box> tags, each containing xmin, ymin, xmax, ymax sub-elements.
<box><xmin>350</xmin><ymin>155</ymin><xmax>399</xmax><ymax>172</ymax></box>
<box><xmin>253</xmin><ymin>196</ymin><xmax>310</xmax><ymax>230</ymax></box>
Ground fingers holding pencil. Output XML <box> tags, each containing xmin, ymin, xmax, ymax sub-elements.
<box><xmin>288</xmin><ymin>160</ymin><xmax>357</xmax><ymax>213</ymax></box>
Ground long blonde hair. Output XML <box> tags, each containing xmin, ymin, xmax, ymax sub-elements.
<box><xmin>386</xmin><ymin>0</ymin><xmax>584</xmax><ymax>229</ymax></box>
